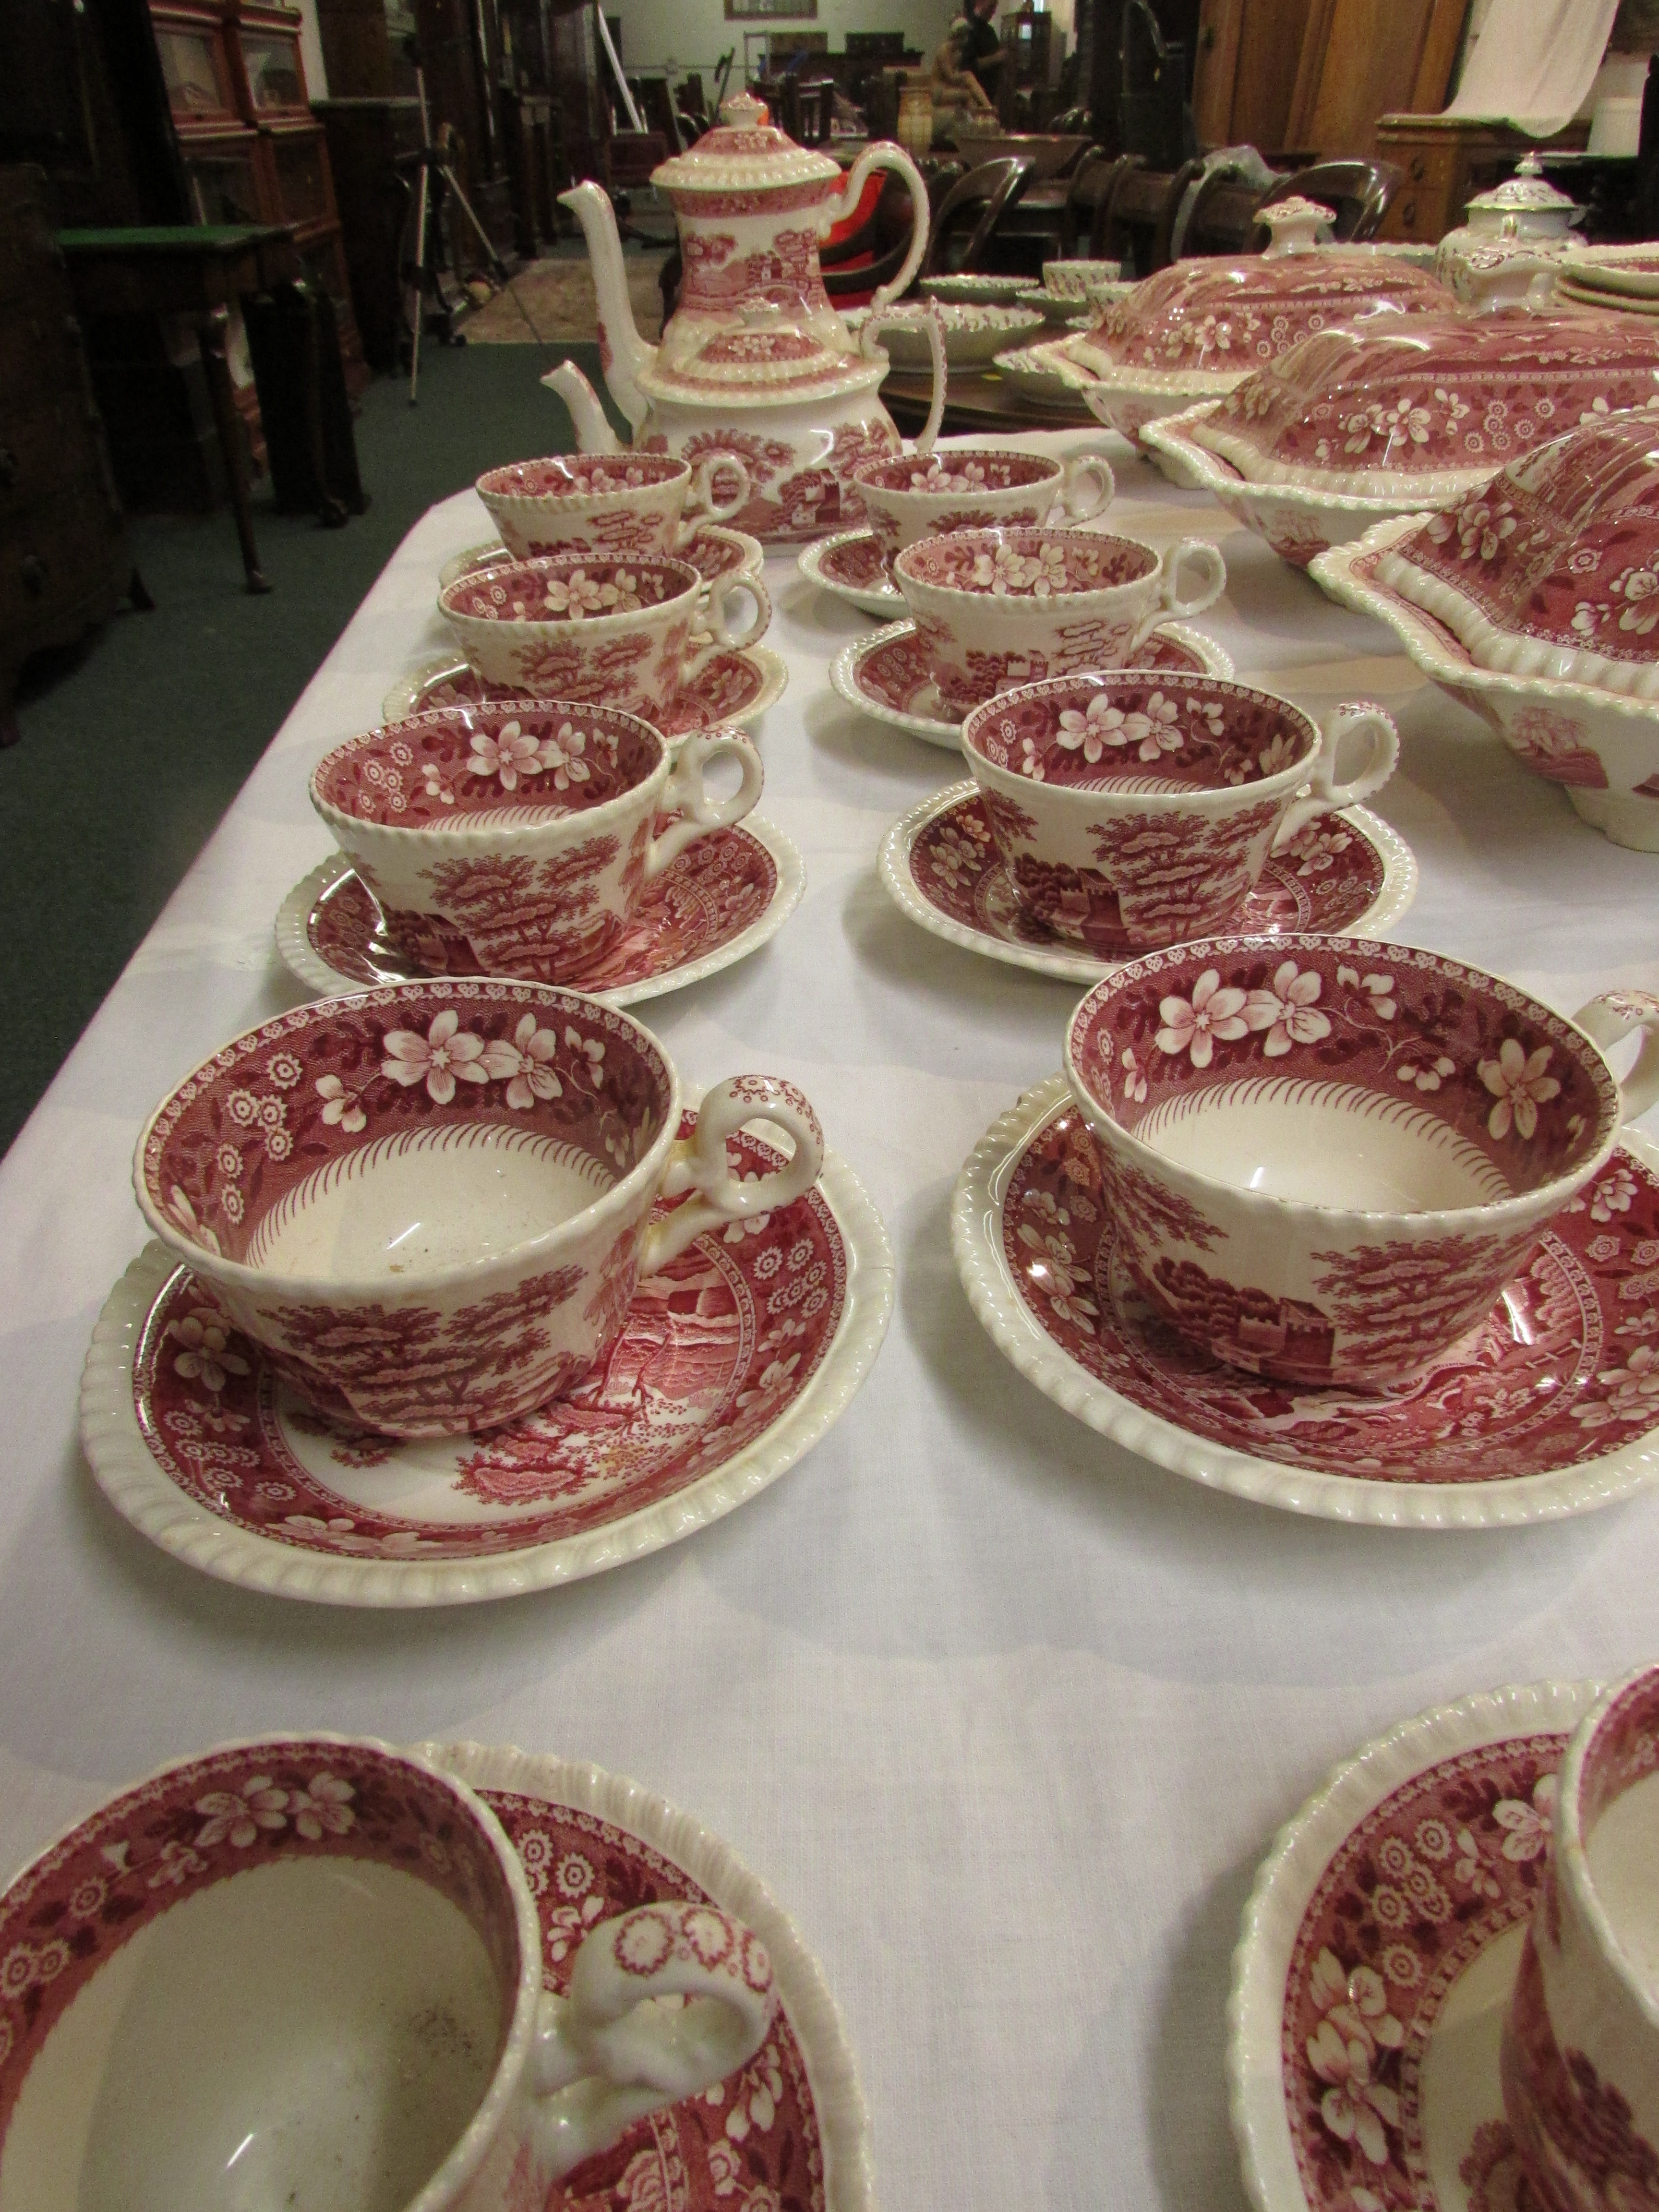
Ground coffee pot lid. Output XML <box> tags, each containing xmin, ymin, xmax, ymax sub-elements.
<box><xmin>652</xmin><ymin>91</ymin><xmax>844</xmax><ymax>194</ymax></box>
<box><xmin>1467</xmin><ymin>152</ymin><xmax>1580</xmax><ymax>219</ymax></box>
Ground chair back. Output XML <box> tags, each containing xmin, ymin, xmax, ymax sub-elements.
<box><xmin>1255</xmin><ymin>159</ymin><xmax>1403</xmax><ymax>243</ymax></box>
<box><xmin>919</xmin><ymin>155</ymin><xmax>1036</xmax><ymax>276</ymax></box>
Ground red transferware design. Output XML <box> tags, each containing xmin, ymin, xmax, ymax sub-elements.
<box><xmin>818</xmin><ymin>534</ymin><xmax>892</xmax><ymax>591</ymax></box>
<box><xmin>1004</xmin><ymin>1100</ymin><xmax>1659</xmax><ymax>1484</ymax></box>
<box><xmin>854</xmin><ymin>622</ymin><xmax>1213</xmax><ymax>721</ymax></box>
<box><xmin>400</xmin><ymin>651</ymin><xmax>778</xmax><ymax>740</ymax></box>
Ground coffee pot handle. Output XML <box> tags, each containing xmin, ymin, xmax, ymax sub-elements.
<box><xmin>637</xmin><ymin>1075</ymin><xmax>826</xmax><ymax>1274</ymax></box>
<box><xmin>859</xmin><ymin>302</ymin><xmax>946</xmax><ymax>457</ymax></box>
<box><xmin>531</xmin><ymin>1902</ymin><xmax>778</xmax><ymax>2184</ymax></box>
<box><xmin>1573</xmin><ymin>991</ymin><xmax>1659</xmax><ymax>1126</ymax></box>
<box><xmin>830</xmin><ymin>140</ymin><xmax>930</xmax><ymax>315</ymax></box>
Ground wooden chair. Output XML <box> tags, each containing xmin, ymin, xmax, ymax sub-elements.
<box><xmin>781</xmin><ymin>76</ymin><xmax>836</xmax><ymax>146</ymax></box>
<box><xmin>1060</xmin><ymin>149</ymin><xmax>1135</xmax><ymax>258</ymax></box>
<box><xmin>1255</xmin><ymin>160</ymin><xmax>1404</xmax><ymax>244</ymax></box>
<box><xmin>919</xmin><ymin>156</ymin><xmax>1036</xmax><ymax>277</ymax></box>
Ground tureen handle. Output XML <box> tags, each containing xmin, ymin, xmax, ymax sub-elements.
<box><xmin>827</xmin><ymin>140</ymin><xmax>930</xmax><ymax>315</ymax></box>
<box><xmin>859</xmin><ymin>303</ymin><xmax>946</xmax><ymax>457</ymax></box>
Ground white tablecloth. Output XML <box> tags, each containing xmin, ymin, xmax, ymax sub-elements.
<box><xmin>5</xmin><ymin>429</ymin><xmax>1659</xmax><ymax>2212</ymax></box>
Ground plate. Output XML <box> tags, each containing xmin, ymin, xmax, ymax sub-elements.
<box><xmin>828</xmin><ymin>619</ymin><xmax>1236</xmax><ymax>750</ymax></box>
<box><xmin>80</xmin><ymin>1111</ymin><xmax>893</xmax><ymax>1605</ymax></box>
<box><xmin>1560</xmin><ymin>244</ymin><xmax>1659</xmax><ymax>301</ymax></box>
<box><xmin>848</xmin><ymin>302</ymin><xmax>1046</xmax><ymax>369</ymax></box>
<box><xmin>797</xmin><ymin>530</ymin><xmax>902</xmax><ymax>618</ymax></box>
<box><xmin>1230</xmin><ymin>1681</ymin><xmax>1601</xmax><ymax>2212</ymax></box>
<box><xmin>916</xmin><ymin>273</ymin><xmax>1029</xmax><ymax>306</ymax></box>
<box><xmin>380</xmin><ymin>647</ymin><xmax>789</xmax><ymax>738</ymax></box>
<box><xmin>276</xmin><ymin>817</ymin><xmax>804</xmax><ymax>1006</ymax></box>
<box><xmin>951</xmin><ymin>1075</ymin><xmax>1659</xmax><ymax>1526</ymax></box>
<box><xmin>879</xmin><ymin>784</ymin><xmax>1416</xmax><ymax>980</ymax></box>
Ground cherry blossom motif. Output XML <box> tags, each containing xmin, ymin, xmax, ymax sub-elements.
<box><xmin>721</xmin><ymin>1171</ymin><xmax>774</xmax><ymax>1244</ymax></box>
<box><xmin>1244</xmin><ymin>960</ymin><xmax>1331</xmax><ymax>1056</ymax></box>
<box><xmin>1611</xmin><ymin>565</ymin><xmax>1659</xmax><ymax>636</ymax></box>
<box><xmin>482</xmin><ymin>1014</ymin><xmax>564</xmax><ymax>1110</ymax></box>
<box><xmin>315</xmin><ymin>1073</ymin><xmax>366</xmax><ymax>1133</ymax></box>
<box><xmin>1593</xmin><ymin>1344</ymin><xmax>1659</xmax><ymax>1425</ymax></box>
<box><xmin>1120</xmin><ymin>1046</ymin><xmax>1147</xmax><ymax>1105</ymax></box>
<box><xmin>1287</xmin><ymin>827</ymin><xmax>1352</xmax><ymax>877</ymax></box>
<box><xmin>1397</xmin><ymin>1056</ymin><xmax>1456</xmax><ymax>1094</ymax></box>
<box><xmin>537</xmin><ymin>722</ymin><xmax>591</xmax><ymax>791</ymax></box>
<box><xmin>1258</xmin><ymin>731</ymin><xmax>1300</xmax><ymax>777</ymax></box>
<box><xmin>289</xmin><ymin>1773</ymin><xmax>355</xmax><ymax>1840</ymax></box>
<box><xmin>1493</xmin><ymin>1773</ymin><xmax>1556</xmax><ymax>1861</ymax></box>
<box><xmin>421</xmin><ymin>763</ymin><xmax>457</xmax><ymax>806</ymax></box>
<box><xmin>1454</xmin><ymin>1825</ymin><xmax>1503</xmax><ymax>1902</ymax></box>
<box><xmin>926</xmin><ymin>821</ymin><xmax>989</xmax><ymax>889</ymax></box>
<box><xmin>1156</xmin><ymin>969</ymin><xmax>1250</xmax><ymax>1067</ymax></box>
<box><xmin>147</xmin><ymin>1840</ymin><xmax>207</xmax><ymax>1887</ymax></box>
<box><xmin>1306</xmin><ymin>1948</ymin><xmax>1404</xmax><ymax>2166</ymax></box>
<box><xmin>466</xmin><ymin>719</ymin><xmax>543</xmax><ymax>790</ymax></box>
<box><xmin>167</xmin><ymin>1186</ymin><xmax>220</xmax><ymax>1256</ymax></box>
<box><xmin>193</xmin><ymin>1775</ymin><xmax>289</xmax><ymax>1848</ymax></box>
<box><xmin>972</xmin><ymin>540</ymin><xmax>1071</xmax><ymax>597</ymax></box>
<box><xmin>170</xmin><ymin>1310</ymin><xmax>250</xmax><ymax>1394</ymax></box>
<box><xmin>538</xmin><ymin>568</ymin><xmax>626</xmax><ymax>619</ymax></box>
<box><xmin>1337</xmin><ymin>966</ymin><xmax>1396</xmax><ymax>1019</ymax></box>
<box><xmin>1479</xmin><ymin>1037</ymin><xmax>1561</xmax><ymax>1140</ymax></box>
<box><xmin>381</xmin><ymin>1008</ymin><xmax>490</xmax><ymax>1104</ymax></box>
<box><xmin>1589</xmin><ymin>1166</ymin><xmax>1640</xmax><ymax>1223</ymax></box>
<box><xmin>565</xmin><ymin>1026</ymin><xmax>606</xmax><ymax>1085</ymax></box>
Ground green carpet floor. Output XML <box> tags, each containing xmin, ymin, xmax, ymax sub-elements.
<box><xmin>0</xmin><ymin>338</ymin><xmax>630</xmax><ymax>1162</ymax></box>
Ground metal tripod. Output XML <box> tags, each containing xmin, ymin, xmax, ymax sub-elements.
<box><xmin>400</xmin><ymin>66</ymin><xmax>548</xmax><ymax>402</ymax></box>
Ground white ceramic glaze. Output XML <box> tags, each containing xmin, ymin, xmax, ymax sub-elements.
<box><xmin>0</xmin><ymin>1734</ymin><xmax>777</xmax><ymax>2212</ymax></box>
<box><xmin>853</xmin><ymin>444</ymin><xmax>1115</xmax><ymax>577</ymax></box>
<box><xmin>475</xmin><ymin>451</ymin><xmax>749</xmax><ymax>564</ymax></box>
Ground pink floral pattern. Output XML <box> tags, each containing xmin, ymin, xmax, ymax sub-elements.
<box><xmin>897</xmin><ymin>528</ymin><xmax>1153</xmax><ymax>598</ymax></box>
<box><xmin>399</xmin><ymin>655</ymin><xmax>772</xmax><ymax>744</ymax></box>
<box><xmin>1002</xmin><ymin>1104</ymin><xmax>1659</xmax><ymax>1481</ymax></box>
<box><xmin>970</xmin><ymin>674</ymin><xmax>1310</xmax><ymax>790</ymax></box>
<box><xmin>445</xmin><ymin>555</ymin><xmax>686</xmax><ymax>626</ymax></box>
<box><xmin>855</xmin><ymin>625</ymin><xmax>1211</xmax><ymax>722</ymax></box>
<box><xmin>480</xmin><ymin>457</ymin><xmax>685</xmax><ymax>500</ymax></box>
<box><xmin>131</xmin><ymin>1113</ymin><xmax>847</xmax><ymax>1555</ymax></box>
<box><xmin>817</xmin><ymin>535</ymin><xmax>891</xmax><ymax>591</ymax></box>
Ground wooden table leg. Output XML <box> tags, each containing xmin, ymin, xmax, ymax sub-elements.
<box><xmin>197</xmin><ymin>307</ymin><xmax>272</xmax><ymax>595</ymax></box>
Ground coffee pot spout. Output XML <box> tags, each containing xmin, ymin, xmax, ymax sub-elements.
<box><xmin>557</xmin><ymin>180</ymin><xmax>655</xmax><ymax>433</ymax></box>
<box><xmin>540</xmin><ymin>360</ymin><xmax>625</xmax><ymax>455</ymax></box>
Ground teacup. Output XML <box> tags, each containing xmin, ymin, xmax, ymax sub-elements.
<box><xmin>852</xmin><ymin>446</ymin><xmax>1116</xmax><ymax>576</ymax></box>
<box><xmin>1042</xmin><ymin>257</ymin><xmax>1122</xmax><ymax>299</ymax></box>
<box><xmin>310</xmin><ymin>703</ymin><xmax>762</xmax><ymax>982</ymax></box>
<box><xmin>475</xmin><ymin>449</ymin><xmax>750</xmax><ymax>563</ymax></box>
<box><xmin>134</xmin><ymin>981</ymin><xmax>825</xmax><ymax>1435</ymax></box>
<box><xmin>1064</xmin><ymin>935</ymin><xmax>1659</xmax><ymax>1392</ymax></box>
<box><xmin>0</xmin><ymin>1732</ymin><xmax>777</xmax><ymax>2212</ymax></box>
<box><xmin>438</xmin><ymin>552</ymin><xmax>770</xmax><ymax>720</ymax></box>
<box><xmin>892</xmin><ymin>527</ymin><xmax>1226</xmax><ymax>720</ymax></box>
<box><xmin>960</xmin><ymin>673</ymin><xmax>1397</xmax><ymax>952</ymax></box>
<box><xmin>1503</xmin><ymin>1662</ymin><xmax>1659</xmax><ymax>2212</ymax></box>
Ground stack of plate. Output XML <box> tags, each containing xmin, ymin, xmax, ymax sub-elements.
<box><xmin>1557</xmin><ymin>244</ymin><xmax>1659</xmax><ymax>317</ymax></box>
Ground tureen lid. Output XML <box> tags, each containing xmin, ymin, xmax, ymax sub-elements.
<box><xmin>652</xmin><ymin>91</ymin><xmax>843</xmax><ymax>194</ymax></box>
<box><xmin>1466</xmin><ymin>152</ymin><xmax>1579</xmax><ymax>220</ymax></box>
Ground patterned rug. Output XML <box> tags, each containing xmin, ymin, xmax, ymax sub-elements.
<box><xmin>464</xmin><ymin>252</ymin><xmax>668</xmax><ymax>344</ymax></box>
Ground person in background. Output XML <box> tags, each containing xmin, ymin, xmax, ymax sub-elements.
<box><xmin>956</xmin><ymin>0</ymin><xmax>1006</xmax><ymax>101</ymax></box>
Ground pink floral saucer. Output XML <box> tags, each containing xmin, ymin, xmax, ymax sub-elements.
<box><xmin>438</xmin><ymin>526</ymin><xmax>765</xmax><ymax>598</ymax></box>
<box><xmin>951</xmin><ymin>1073</ymin><xmax>1659</xmax><ymax>1526</ymax></box>
<box><xmin>878</xmin><ymin>786</ymin><xmax>1415</xmax><ymax>982</ymax></box>
<box><xmin>80</xmin><ymin>1109</ymin><xmax>892</xmax><ymax>1605</ymax></box>
<box><xmin>1229</xmin><ymin>1681</ymin><xmax>1600</xmax><ymax>2212</ymax></box>
<box><xmin>380</xmin><ymin>646</ymin><xmax>789</xmax><ymax>739</ymax></box>
<box><xmin>276</xmin><ymin>818</ymin><xmax>804</xmax><ymax>1008</ymax></box>
<box><xmin>796</xmin><ymin>531</ymin><xmax>902</xmax><ymax>618</ymax></box>
<box><xmin>828</xmin><ymin>619</ymin><xmax>1235</xmax><ymax>750</ymax></box>
<box><xmin>423</xmin><ymin>1743</ymin><xmax>870</xmax><ymax>2212</ymax></box>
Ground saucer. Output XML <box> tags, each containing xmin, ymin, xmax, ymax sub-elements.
<box><xmin>830</xmin><ymin>619</ymin><xmax>1235</xmax><ymax>750</ymax></box>
<box><xmin>276</xmin><ymin>817</ymin><xmax>804</xmax><ymax>1006</ymax></box>
<box><xmin>992</xmin><ymin>339</ymin><xmax>1096</xmax><ymax>409</ymax></box>
<box><xmin>425</xmin><ymin>1743</ymin><xmax>871</xmax><ymax>2212</ymax></box>
<box><xmin>1230</xmin><ymin>1680</ymin><xmax>1600</xmax><ymax>2212</ymax></box>
<box><xmin>797</xmin><ymin>530</ymin><xmax>902</xmax><ymax>618</ymax></box>
<box><xmin>381</xmin><ymin>645</ymin><xmax>789</xmax><ymax>738</ymax></box>
<box><xmin>438</xmin><ymin>526</ymin><xmax>765</xmax><ymax>596</ymax></box>
<box><xmin>951</xmin><ymin>1073</ymin><xmax>1659</xmax><ymax>1526</ymax></box>
<box><xmin>880</xmin><ymin>785</ymin><xmax>1416</xmax><ymax>980</ymax></box>
<box><xmin>81</xmin><ymin>1107</ymin><xmax>892</xmax><ymax>1605</ymax></box>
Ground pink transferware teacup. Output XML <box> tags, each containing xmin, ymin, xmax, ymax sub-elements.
<box><xmin>134</xmin><ymin>981</ymin><xmax>825</xmax><ymax>1435</ymax></box>
<box><xmin>0</xmin><ymin>1731</ymin><xmax>777</xmax><ymax>2212</ymax></box>
<box><xmin>475</xmin><ymin>448</ymin><xmax>750</xmax><ymax>563</ymax></box>
<box><xmin>438</xmin><ymin>551</ymin><xmax>770</xmax><ymax>718</ymax></box>
<box><xmin>1064</xmin><ymin>935</ymin><xmax>1659</xmax><ymax>1392</ymax></box>
<box><xmin>960</xmin><ymin>672</ymin><xmax>1397</xmax><ymax>952</ymax></box>
<box><xmin>309</xmin><ymin>702</ymin><xmax>762</xmax><ymax>982</ymax></box>
<box><xmin>891</xmin><ymin>526</ymin><xmax>1226</xmax><ymax>719</ymax></box>
<box><xmin>852</xmin><ymin>445</ymin><xmax>1117</xmax><ymax>575</ymax></box>
<box><xmin>1503</xmin><ymin>1661</ymin><xmax>1659</xmax><ymax>2212</ymax></box>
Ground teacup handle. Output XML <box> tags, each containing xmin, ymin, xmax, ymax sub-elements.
<box><xmin>684</xmin><ymin>572</ymin><xmax>772</xmax><ymax>677</ymax></box>
<box><xmin>860</xmin><ymin>305</ymin><xmax>945</xmax><ymax>459</ymax></box>
<box><xmin>1572</xmin><ymin>990</ymin><xmax>1659</xmax><ymax>1126</ymax></box>
<box><xmin>645</xmin><ymin>726</ymin><xmax>763</xmax><ymax>880</ymax></box>
<box><xmin>1124</xmin><ymin>537</ymin><xmax>1226</xmax><ymax>658</ymax></box>
<box><xmin>1273</xmin><ymin>702</ymin><xmax>1400</xmax><ymax>846</ymax></box>
<box><xmin>531</xmin><ymin>1902</ymin><xmax>778</xmax><ymax>2185</ymax></box>
<box><xmin>1057</xmin><ymin>450</ymin><xmax>1116</xmax><ymax>522</ymax></box>
<box><xmin>680</xmin><ymin>451</ymin><xmax>751</xmax><ymax>531</ymax></box>
<box><xmin>637</xmin><ymin>1075</ymin><xmax>826</xmax><ymax>1274</ymax></box>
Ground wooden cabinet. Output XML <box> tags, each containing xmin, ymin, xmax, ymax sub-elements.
<box><xmin>1374</xmin><ymin>114</ymin><xmax>1590</xmax><ymax>242</ymax></box>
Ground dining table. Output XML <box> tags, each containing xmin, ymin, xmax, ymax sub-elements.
<box><xmin>5</xmin><ymin>423</ymin><xmax>1659</xmax><ymax>2212</ymax></box>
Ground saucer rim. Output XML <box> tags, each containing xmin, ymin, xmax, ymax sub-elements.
<box><xmin>950</xmin><ymin>1071</ymin><xmax>1659</xmax><ymax>1526</ymax></box>
<box><xmin>423</xmin><ymin>1740</ymin><xmax>874</xmax><ymax>2212</ymax></box>
<box><xmin>380</xmin><ymin>643</ymin><xmax>789</xmax><ymax>734</ymax></box>
<box><xmin>275</xmin><ymin>814</ymin><xmax>806</xmax><ymax>1008</ymax></box>
<box><xmin>877</xmin><ymin>783</ymin><xmax>1417</xmax><ymax>981</ymax></box>
<box><xmin>1227</xmin><ymin>1678</ymin><xmax>1601</xmax><ymax>2212</ymax></box>
<box><xmin>437</xmin><ymin>527</ymin><xmax>766</xmax><ymax>596</ymax></box>
<box><xmin>80</xmin><ymin>1124</ymin><xmax>894</xmax><ymax>1607</ymax></box>
<box><xmin>830</xmin><ymin>619</ymin><xmax>1236</xmax><ymax>750</ymax></box>
<box><xmin>797</xmin><ymin>530</ymin><xmax>903</xmax><ymax>618</ymax></box>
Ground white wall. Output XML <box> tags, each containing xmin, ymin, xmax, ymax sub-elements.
<box><xmin>614</xmin><ymin>0</ymin><xmax>959</xmax><ymax>83</ymax></box>
<box><xmin>294</xmin><ymin>0</ymin><xmax>330</xmax><ymax>100</ymax></box>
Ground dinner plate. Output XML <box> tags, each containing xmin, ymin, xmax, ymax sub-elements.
<box><xmin>1230</xmin><ymin>1680</ymin><xmax>1600</xmax><ymax>2212</ymax></box>
<box><xmin>951</xmin><ymin>1075</ymin><xmax>1659</xmax><ymax>1527</ymax></box>
<box><xmin>81</xmin><ymin>1108</ymin><xmax>892</xmax><ymax>1605</ymax></box>
<box><xmin>276</xmin><ymin>817</ymin><xmax>803</xmax><ymax>1006</ymax></box>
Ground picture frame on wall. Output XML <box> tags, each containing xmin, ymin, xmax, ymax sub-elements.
<box><xmin>725</xmin><ymin>0</ymin><xmax>817</xmax><ymax>21</ymax></box>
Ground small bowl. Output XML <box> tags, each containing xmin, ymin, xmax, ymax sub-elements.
<box><xmin>476</xmin><ymin>450</ymin><xmax>745</xmax><ymax>563</ymax></box>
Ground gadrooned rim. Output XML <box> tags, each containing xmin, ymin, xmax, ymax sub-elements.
<box><xmin>893</xmin><ymin>524</ymin><xmax>1160</xmax><ymax>605</ymax></box>
<box><xmin>477</xmin><ymin>453</ymin><xmax>688</xmax><ymax>504</ymax></box>
<box><xmin>438</xmin><ymin>549</ymin><xmax>703</xmax><ymax>625</ymax></box>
